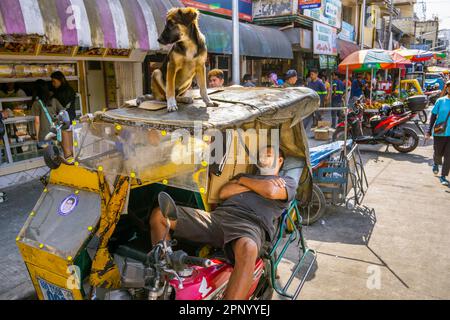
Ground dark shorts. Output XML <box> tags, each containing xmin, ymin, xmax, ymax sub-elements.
<box><xmin>173</xmin><ymin>206</ymin><xmax>265</xmax><ymax>264</ymax></box>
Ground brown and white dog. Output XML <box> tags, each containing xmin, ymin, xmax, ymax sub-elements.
<box><xmin>144</xmin><ymin>7</ymin><xmax>217</xmax><ymax>112</ymax></box>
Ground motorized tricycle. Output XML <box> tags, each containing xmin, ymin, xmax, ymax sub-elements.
<box><xmin>16</xmin><ymin>87</ymin><xmax>319</xmax><ymax>300</ymax></box>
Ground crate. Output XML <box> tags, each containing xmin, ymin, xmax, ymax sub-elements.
<box><xmin>314</xmin><ymin>128</ymin><xmax>331</xmax><ymax>141</ymax></box>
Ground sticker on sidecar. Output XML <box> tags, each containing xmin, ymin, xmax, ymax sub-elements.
<box><xmin>58</xmin><ymin>194</ymin><xmax>79</xmax><ymax>216</ymax></box>
<box><xmin>37</xmin><ymin>278</ymin><xmax>74</xmax><ymax>300</ymax></box>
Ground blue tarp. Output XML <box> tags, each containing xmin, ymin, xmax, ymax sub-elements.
<box><xmin>310</xmin><ymin>141</ymin><xmax>353</xmax><ymax>168</ymax></box>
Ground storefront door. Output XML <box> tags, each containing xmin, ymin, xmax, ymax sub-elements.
<box><xmin>86</xmin><ymin>61</ymin><xmax>106</xmax><ymax>113</ymax></box>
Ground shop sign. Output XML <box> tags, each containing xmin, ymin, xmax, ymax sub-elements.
<box><xmin>181</xmin><ymin>0</ymin><xmax>253</xmax><ymax>22</ymax></box>
<box><xmin>313</xmin><ymin>22</ymin><xmax>337</xmax><ymax>56</ymax></box>
<box><xmin>253</xmin><ymin>0</ymin><xmax>296</xmax><ymax>19</ymax></box>
<box><xmin>319</xmin><ymin>55</ymin><xmax>337</xmax><ymax>69</ymax></box>
<box><xmin>302</xmin><ymin>0</ymin><xmax>342</xmax><ymax>29</ymax></box>
<box><xmin>338</xmin><ymin>21</ymin><xmax>355</xmax><ymax>43</ymax></box>
<box><xmin>299</xmin><ymin>0</ymin><xmax>322</xmax><ymax>10</ymax></box>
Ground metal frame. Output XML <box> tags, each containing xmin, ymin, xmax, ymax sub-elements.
<box><xmin>266</xmin><ymin>200</ymin><xmax>317</xmax><ymax>300</ymax></box>
<box><xmin>313</xmin><ymin>144</ymin><xmax>369</xmax><ymax>208</ymax></box>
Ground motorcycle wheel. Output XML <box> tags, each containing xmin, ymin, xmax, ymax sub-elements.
<box><xmin>43</xmin><ymin>145</ymin><xmax>62</xmax><ymax>170</ymax></box>
<box><xmin>300</xmin><ymin>185</ymin><xmax>327</xmax><ymax>225</ymax></box>
<box><xmin>393</xmin><ymin>128</ymin><xmax>419</xmax><ymax>154</ymax></box>
<box><xmin>418</xmin><ymin>111</ymin><xmax>427</xmax><ymax>124</ymax></box>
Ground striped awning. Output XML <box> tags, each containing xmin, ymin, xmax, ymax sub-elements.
<box><xmin>0</xmin><ymin>0</ymin><xmax>184</xmax><ymax>51</ymax></box>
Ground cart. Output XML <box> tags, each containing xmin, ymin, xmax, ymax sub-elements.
<box><xmin>301</xmin><ymin>140</ymin><xmax>369</xmax><ymax>225</ymax></box>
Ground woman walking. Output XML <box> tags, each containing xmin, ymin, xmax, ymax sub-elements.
<box><xmin>427</xmin><ymin>80</ymin><xmax>450</xmax><ymax>186</ymax></box>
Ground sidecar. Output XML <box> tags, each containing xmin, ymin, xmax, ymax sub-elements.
<box><xmin>16</xmin><ymin>87</ymin><xmax>320</xmax><ymax>300</ymax></box>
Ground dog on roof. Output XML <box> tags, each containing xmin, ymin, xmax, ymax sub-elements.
<box><xmin>138</xmin><ymin>7</ymin><xmax>218</xmax><ymax>112</ymax></box>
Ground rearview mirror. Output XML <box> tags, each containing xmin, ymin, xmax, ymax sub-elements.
<box><xmin>158</xmin><ymin>192</ymin><xmax>178</xmax><ymax>221</ymax></box>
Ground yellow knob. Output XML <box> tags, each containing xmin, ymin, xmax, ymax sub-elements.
<box><xmin>16</xmin><ymin>237</ymin><xmax>20</xmax><ymax>242</ymax></box>
<box><xmin>88</xmin><ymin>226</ymin><xmax>93</xmax><ymax>232</ymax></box>
<box><xmin>116</xmin><ymin>125</ymin><xmax>122</xmax><ymax>131</ymax></box>
<box><xmin>75</xmin><ymin>162</ymin><xmax>79</xmax><ymax>167</ymax></box>
<box><xmin>162</xmin><ymin>179</ymin><xmax>168</xmax><ymax>185</ymax></box>
<box><xmin>130</xmin><ymin>172</ymin><xmax>136</xmax><ymax>178</ymax></box>
<box><xmin>161</xmin><ymin>130</ymin><xmax>167</xmax><ymax>136</ymax></box>
<box><xmin>43</xmin><ymin>188</ymin><xmax>48</xmax><ymax>193</ymax></box>
<box><xmin>39</xmin><ymin>244</ymin><xmax>44</xmax><ymax>249</ymax></box>
<box><xmin>200</xmin><ymin>188</ymin><xmax>206</xmax><ymax>194</ymax></box>
<box><xmin>30</xmin><ymin>211</ymin><xmax>35</xmax><ymax>217</ymax></box>
<box><xmin>67</xmin><ymin>256</ymin><xmax>73</xmax><ymax>262</ymax></box>
<box><xmin>203</xmin><ymin>136</ymin><xmax>210</xmax><ymax>142</ymax></box>
<box><xmin>72</xmin><ymin>121</ymin><xmax>77</xmax><ymax>126</ymax></box>
<box><xmin>75</xmin><ymin>190</ymin><xmax>80</xmax><ymax>195</ymax></box>
<box><xmin>98</xmin><ymin>166</ymin><xmax>104</xmax><ymax>172</ymax></box>
<box><xmin>73</xmin><ymin>141</ymin><xmax>78</xmax><ymax>147</ymax></box>
<box><xmin>201</xmin><ymin>161</ymin><xmax>208</xmax><ymax>167</ymax></box>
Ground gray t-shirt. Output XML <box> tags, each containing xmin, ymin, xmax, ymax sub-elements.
<box><xmin>218</xmin><ymin>174</ymin><xmax>298</xmax><ymax>240</ymax></box>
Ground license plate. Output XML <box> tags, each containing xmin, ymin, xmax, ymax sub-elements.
<box><xmin>37</xmin><ymin>278</ymin><xmax>74</xmax><ymax>300</ymax></box>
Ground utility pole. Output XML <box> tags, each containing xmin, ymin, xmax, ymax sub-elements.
<box><xmin>387</xmin><ymin>0</ymin><xmax>393</xmax><ymax>50</ymax></box>
<box><xmin>360</xmin><ymin>0</ymin><xmax>366</xmax><ymax>49</ymax></box>
<box><xmin>232</xmin><ymin>0</ymin><xmax>240</xmax><ymax>85</ymax></box>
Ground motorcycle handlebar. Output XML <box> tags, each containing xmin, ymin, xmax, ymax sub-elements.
<box><xmin>181</xmin><ymin>254</ymin><xmax>213</xmax><ymax>268</ymax></box>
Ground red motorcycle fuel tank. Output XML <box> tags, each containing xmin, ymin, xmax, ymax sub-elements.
<box><xmin>171</xmin><ymin>258</ymin><xmax>264</xmax><ymax>300</ymax></box>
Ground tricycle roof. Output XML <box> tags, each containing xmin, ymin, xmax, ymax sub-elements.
<box><xmin>99</xmin><ymin>87</ymin><xmax>319</xmax><ymax>131</ymax></box>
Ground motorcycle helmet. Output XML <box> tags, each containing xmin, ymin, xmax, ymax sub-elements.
<box><xmin>391</xmin><ymin>101</ymin><xmax>405</xmax><ymax>115</ymax></box>
<box><xmin>379</xmin><ymin>104</ymin><xmax>392</xmax><ymax>117</ymax></box>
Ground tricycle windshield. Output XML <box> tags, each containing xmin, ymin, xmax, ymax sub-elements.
<box><xmin>73</xmin><ymin>122</ymin><xmax>209</xmax><ymax>193</ymax></box>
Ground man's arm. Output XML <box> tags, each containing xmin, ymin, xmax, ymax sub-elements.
<box><xmin>219</xmin><ymin>181</ymin><xmax>251</xmax><ymax>201</ymax></box>
<box><xmin>237</xmin><ymin>176</ymin><xmax>288</xmax><ymax>201</ymax></box>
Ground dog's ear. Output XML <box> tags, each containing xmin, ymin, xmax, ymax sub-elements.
<box><xmin>179</xmin><ymin>7</ymin><xmax>199</xmax><ymax>25</ymax></box>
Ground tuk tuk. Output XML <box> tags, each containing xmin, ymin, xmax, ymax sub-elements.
<box><xmin>16</xmin><ymin>87</ymin><xmax>320</xmax><ymax>300</ymax></box>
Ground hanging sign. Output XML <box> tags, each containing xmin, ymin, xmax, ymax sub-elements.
<box><xmin>299</xmin><ymin>0</ymin><xmax>322</xmax><ymax>10</ymax></box>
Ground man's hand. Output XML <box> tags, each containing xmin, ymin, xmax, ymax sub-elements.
<box><xmin>425</xmin><ymin>133</ymin><xmax>432</xmax><ymax>141</ymax></box>
<box><xmin>219</xmin><ymin>181</ymin><xmax>251</xmax><ymax>201</ymax></box>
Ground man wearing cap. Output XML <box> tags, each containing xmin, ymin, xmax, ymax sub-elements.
<box><xmin>307</xmin><ymin>69</ymin><xmax>328</xmax><ymax>125</ymax></box>
<box><xmin>283</xmin><ymin>70</ymin><xmax>298</xmax><ymax>88</ymax></box>
<box><xmin>331</xmin><ymin>72</ymin><xmax>345</xmax><ymax>128</ymax></box>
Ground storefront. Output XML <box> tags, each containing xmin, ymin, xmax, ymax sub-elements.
<box><xmin>143</xmin><ymin>9</ymin><xmax>294</xmax><ymax>88</ymax></box>
<box><xmin>0</xmin><ymin>0</ymin><xmax>164</xmax><ymax>188</ymax></box>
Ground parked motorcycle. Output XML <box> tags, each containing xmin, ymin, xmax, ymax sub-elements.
<box><xmin>333</xmin><ymin>96</ymin><xmax>425</xmax><ymax>153</ymax></box>
<box><xmin>104</xmin><ymin>192</ymin><xmax>274</xmax><ymax>300</ymax></box>
<box><xmin>425</xmin><ymin>83</ymin><xmax>442</xmax><ymax>109</ymax></box>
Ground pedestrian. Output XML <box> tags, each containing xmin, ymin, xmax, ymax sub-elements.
<box><xmin>268</xmin><ymin>73</ymin><xmax>279</xmax><ymax>87</ymax></box>
<box><xmin>242</xmin><ymin>74</ymin><xmax>256</xmax><ymax>87</ymax></box>
<box><xmin>51</xmin><ymin>71</ymin><xmax>77</xmax><ymax>121</ymax></box>
<box><xmin>426</xmin><ymin>80</ymin><xmax>450</xmax><ymax>186</ymax></box>
<box><xmin>307</xmin><ymin>69</ymin><xmax>327</xmax><ymax>126</ymax></box>
<box><xmin>350</xmin><ymin>73</ymin><xmax>366</xmax><ymax>104</ymax></box>
<box><xmin>31</xmin><ymin>80</ymin><xmax>65</xmax><ymax>150</ymax></box>
<box><xmin>283</xmin><ymin>69</ymin><xmax>298</xmax><ymax>88</ymax></box>
<box><xmin>208</xmin><ymin>69</ymin><xmax>225</xmax><ymax>88</ymax></box>
<box><xmin>331</xmin><ymin>72</ymin><xmax>345</xmax><ymax>129</ymax></box>
<box><xmin>50</xmin><ymin>71</ymin><xmax>75</xmax><ymax>159</ymax></box>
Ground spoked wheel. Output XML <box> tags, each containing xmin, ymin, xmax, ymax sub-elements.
<box><xmin>300</xmin><ymin>185</ymin><xmax>326</xmax><ymax>225</ymax></box>
<box><xmin>418</xmin><ymin>111</ymin><xmax>427</xmax><ymax>124</ymax></box>
<box><xmin>393</xmin><ymin>128</ymin><xmax>419</xmax><ymax>153</ymax></box>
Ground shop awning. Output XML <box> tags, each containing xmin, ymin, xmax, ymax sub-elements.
<box><xmin>0</xmin><ymin>0</ymin><xmax>293</xmax><ymax>59</ymax></box>
<box><xmin>0</xmin><ymin>0</ymin><xmax>181</xmax><ymax>51</ymax></box>
<box><xmin>337</xmin><ymin>39</ymin><xmax>360</xmax><ymax>60</ymax></box>
<box><xmin>199</xmin><ymin>14</ymin><xmax>293</xmax><ymax>59</ymax></box>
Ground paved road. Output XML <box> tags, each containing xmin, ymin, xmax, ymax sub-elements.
<box><xmin>0</xmin><ymin>179</ymin><xmax>43</xmax><ymax>300</ymax></box>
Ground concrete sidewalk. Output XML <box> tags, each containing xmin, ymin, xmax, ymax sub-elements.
<box><xmin>283</xmin><ymin>142</ymin><xmax>450</xmax><ymax>300</ymax></box>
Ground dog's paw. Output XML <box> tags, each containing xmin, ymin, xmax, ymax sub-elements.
<box><xmin>177</xmin><ymin>97</ymin><xmax>194</xmax><ymax>104</ymax></box>
<box><xmin>206</xmin><ymin>101</ymin><xmax>219</xmax><ymax>108</ymax></box>
<box><xmin>167</xmin><ymin>98</ymin><xmax>178</xmax><ymax>112</ymax></box>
